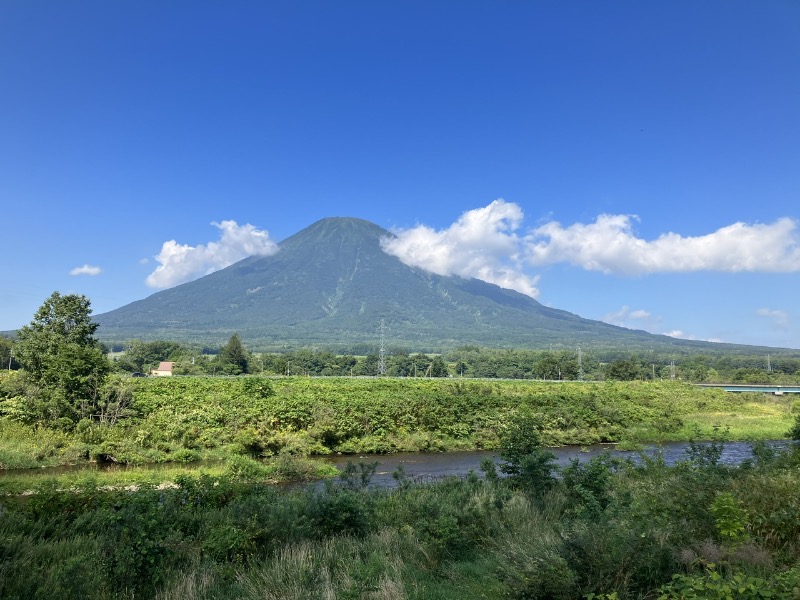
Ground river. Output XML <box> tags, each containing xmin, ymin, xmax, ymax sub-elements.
<box><xmin>320</xmin><ymin>440</ymin><xmax>794</xmax><ymax>488</ymax></box>
<box><xmin>2</xmin><ymin>440</ymin><xmax>794</xmax><ymax>487</ymax></box>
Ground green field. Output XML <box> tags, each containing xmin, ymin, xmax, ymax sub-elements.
<box><xmin>2</xmin><ymin>429</ymin><xmax>799</xmax><ymax>599</ymax></box>
<box><xmin>2</xmin><ymin>374</ymin><xmax>800</xmax><ymax>598</ymax></box>
<box><xmin>1</xmin><ymin>375</ymin><xmax>794</xmax><ymax>475</ymax></box>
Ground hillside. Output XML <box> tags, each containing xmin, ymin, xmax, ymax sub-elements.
<box><xmin>94</xmin><ymin>217</ymin><xmax>758</xmax><ymax>353</ymax></box>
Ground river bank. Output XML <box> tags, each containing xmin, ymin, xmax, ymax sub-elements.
<box><xmin>1</xmin><ymin>378</ymin><xmax>795</xmax><ymax>473</ymax></box>
<box><xmin>2</xmin><ymin>436</ymin><xmax>799</xmax><ymax>599</ymax></box>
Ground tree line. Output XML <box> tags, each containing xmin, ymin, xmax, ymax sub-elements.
<box><xmin>3</xmin><ymin>292</ymin><xmax>799</xmax><ymax>432</ymax></box>
<box><xmin>107</xmin><ymin>340</ymin><xmax>800</xmax><ymax>383</ymax></box>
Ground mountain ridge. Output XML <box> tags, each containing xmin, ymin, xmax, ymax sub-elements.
<box><xmin>93</xmin><ymin>217</ymin><xmax>771</xmax><ymax>353</ymax></box>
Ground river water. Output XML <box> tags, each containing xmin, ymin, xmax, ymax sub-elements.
<box><xmin>320</xmin><ymin>440</ymin><xmax>795</xmax><ymax>488</ymax></box>
<box><xmin>3</xmin><ymin>440</ymin><xmax>794</xmax><ymax>486</ymax></box>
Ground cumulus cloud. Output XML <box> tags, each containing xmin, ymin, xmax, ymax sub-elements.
<box><xmin>146</xmin><ymin>220</ymin><xmax>279</xmax><ymax>288</ymax></box>
<box><xmin>602</xmin><ymin>306</ymin><xmax>654</xmax><ymax>327</ymax></box>
<box><xmin>70</xmin><ymin>264</ymin><xmax>102</xmax><ymax>276</ymax></box>
<box><xmin>381</xmin><ymin>200</ymin><xmax>541</xmax><ymax>297</ymax></box>
<box><xmin>756</xmin><ymin>308</ymin><xmax>789</xmax><ymax>329</ymax></box>
<box><xmin>380</xmin><ymin>201</ymin><xmax>800</xmax><ymax>298</ymax></box>
<box><xmin>528</xmin><ymin>215</ymin><xmax>800</xmax><ymax>275</ymax></box>
<box><xmin>664</xmin><ymin>330</ymin><xmax>723</xmax><ymax>343</ymax></box>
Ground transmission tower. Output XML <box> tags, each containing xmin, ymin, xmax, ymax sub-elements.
<box><xmin>378</xmin><ymin>319</ymin><xmax>387</xmax><ymax>376</ymax></box>
<box><xmin>577</xmin><ymin>346</ymin><xmax>583</xmax><ymax>381</ymax></box>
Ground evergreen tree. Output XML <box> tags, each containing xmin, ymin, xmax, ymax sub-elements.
<box><xmin>219</xmin><ymin>333</ymin><xmax>249</xmax><ymax>375</ymax></box>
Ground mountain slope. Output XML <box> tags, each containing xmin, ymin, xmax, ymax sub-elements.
<box><xmin>95</xmin><ymin>217</ymin><xmax>724</xmax><ymax>351</ymax></box>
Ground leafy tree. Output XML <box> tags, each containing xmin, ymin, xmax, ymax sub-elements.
<box><xmin>788</xmin><ymin>414</ymin><xmax>800</xmax><ymax>441</ymax></box>
<box><xmin>354</xmin><ymin>353</ymin><xmax>379</xmax><ymax>376</ymax></box>
<box><xmin>0</xmin><ymin>337</ymin><xmax>19</xmax><ymax>370</ymax></box>
<box><xmin>534</xmin><ymin>351</ymin><xmax>578</xmax><ymax>380</ymax></box>
<box><xmin>429</xmin><ymin>355</ymin><xmax>449</xmax><ymax>377</ymax></box>
<box><xmin>116</xmin><ymin>339</ymin><xmax>187</xmax><ymax>373</ymax></box>
<box><xmin>15</xmin><ymin>292</ymin><xmax>110</xmax><ymax>423</ymax></box>
<box><xmin>219</xmin><ymin>333</ymin><xmax>249</xmax><ymax>375</ymax></box>
<box><xmin>605</xmin><ymin>358</ymin><xmax>643</xmax><ymax>381</ymax></box>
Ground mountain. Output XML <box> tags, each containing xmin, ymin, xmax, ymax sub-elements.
<box><xmin>94</xmin><ymin>217</ymin><xmax>733</xmax><ymax>352</ymax></box>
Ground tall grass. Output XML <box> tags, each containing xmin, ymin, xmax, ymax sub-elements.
<box><xmin>2</xmin><ymin>442</ymin><xmax>799</xmax><ymax>598</ymax></box>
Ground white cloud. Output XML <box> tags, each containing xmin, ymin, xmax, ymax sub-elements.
<box><xmin>146</xmin><ymin>220</ymin><xmax>279</xmax><ymax>288</ymax></box>
<box><xmin>756</xmin><ymin>308</ymin><xmax>789</xmax><ymax>329</ymax></box>
<box><xmin>528</xmin><ymin>215</ymin><xmax>800</xmax><ymax>275</ymax></box>
<box><xmin>381</xmin><ymin>200</ymin><xmax>540</xmax><ymax>297</ymax></box>
<box><xmin>664</xmin><ymin>330</ymin><xmax>723</xmax><ymax>343</ymax></box>
<box><xmin>380</xmin><ymin>201</ymin><xmax>800</xmax><ymax>299</ymax></box>
<box><xmin>602</xmin><ymin>305</ymin><xmax>655</xmax><ymax>328</ymax></box>
<box><xmin>70</xmin><ymin>264</ymin><xmax>102</xmax><ymax>276</ymax></box>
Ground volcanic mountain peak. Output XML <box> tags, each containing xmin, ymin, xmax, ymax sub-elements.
<box><xmin>94</xmin><ymin>216</ymin><xmax>723</xmax><ymax>352</ymax></box>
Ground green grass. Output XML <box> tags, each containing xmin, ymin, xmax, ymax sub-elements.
<box><xmin>1</xmin><ymin>378</ymin><xmax>794</xmax><ymax>474</ymax></box>
<box><xmin>2</xmin><ymin>443</ymin><xmax>799</xmax><ymax>599</ymax></box>
<box><xmin>0</xmin><ymin>455</ymin><xmax>337</xmax><ymax>496</ymax></box>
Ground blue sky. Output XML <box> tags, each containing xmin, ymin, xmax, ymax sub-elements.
<box><xmin>1</xmin><ymin>1</ymin><xmax>798</xmax><ymax>349</ymax></box>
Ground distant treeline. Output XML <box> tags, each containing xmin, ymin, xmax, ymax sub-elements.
<box><xmin>52</xmin><ymin>337</ymin><xmax>800</xmax><ymax>383</ymax></box>
<box><xmin>4</xmin><ymin>333</ymin><xmax>798</xmax><ymax>383</ymax></box>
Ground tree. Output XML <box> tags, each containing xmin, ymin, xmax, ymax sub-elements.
<box><xmin>605</xmin><ymin>358</ymin><xmax>643</xmax><ymax>381</ymax></box>
<box><xmin>429</xmin><ymin>356</ymin><xmax>449</xmax><ymax>377</ymax></box>
<box><xmin>15</xmin><ymin>292</ymin><xmax>110</xmax><ymax>423</ymax></box>
<box><xmin>219</xmin><ymin>333</ymin><xmax>249</xmax><ymax>375</ymax></box>
<box><xmin>0</xmin><ymin>337</ymin><xmax>19</xmax><ymax>370</ymax></box>
<box><xmin>116</xmin><ymin>339</ymin><xmax>186</xmax><ymax>373</ymax></box>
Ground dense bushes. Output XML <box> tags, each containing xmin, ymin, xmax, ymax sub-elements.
<box><xmin>2</xmin><ymin>438</ymin><xmax>800</xmax><ymax>599</ymax></box>
<box><xmin>1</xmin><ymin>376</ymin><xmax>794</xmax><ymax>469</ymax></box>
<box><xmin>96</xmin><ymin>377</ymin><xmax>799</xmax><ymax>457</ymax></box>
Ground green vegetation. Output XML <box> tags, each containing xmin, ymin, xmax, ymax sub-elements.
<box><xmin>100</xmin><ymin>340</ymin><xmax>800</xmax><ymax>382</ymax></box>
<box><xmin>4</xmin><ymin>293</ymin><xmax>799</xmax><ymax>598</ymax></box>
<box><xmin>11</xmin><ymin>292</ymin><xmax>112</xmax><ymax>426</ymax></box>
<box><xmin>1</xmin><ymin>375</ymin><xmax>794</xmax><ymax>470</ymax></box>
<box><xmin>2</xmin><ymin>427</ymin><xmax>799</xmax><ymax>599</ymax></box>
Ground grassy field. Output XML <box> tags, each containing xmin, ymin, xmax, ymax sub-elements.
<box><xmin>0</xmin><ymin>376</ymin><xmax>795</xmax><ymax>476</ymax></box>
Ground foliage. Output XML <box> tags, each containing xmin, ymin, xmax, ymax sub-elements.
<box><xmin>4</xmin><ymin>442</ymin><xmax>800</xmax><ymax>599</ymax></box>
<box><xmin>0</xmin><ymin>377</ymin><xmax>794</xmax><ymax>469</ymax></box>
<box><xmin>0</xmin><ymin>336</ymin><xmax>20</xmax><ymax>370</ymax></box>
<box><xmin>788</xmin><ymin>414</ymin><xmax>800</xmax><ymax>440</ymax></box>
<box><xmin>114</xmin><ymin>339</ymin><xmax>187</xmax><ymax>373</ymax></box>
<box><xmin>659</xmin><ymin>567</ymin><xmax>800</xmax><ymax>599</ymax></box>
<box><xmin>14</xmin><ymin>292</ymin><xmax>111</xmax><ymax>424</ymax></box>
<box><xmin>561</xmin><ymin>455</ymin><xmax>618</xmax><ymax>519</ymax></box>
<box><xmin>711</xmin><ymin>492</ymin><xmax>749</xmax><ymax>543</ymax></box>
<box><xmin>219</xmin><ymin>333</ymin><xmax>250</xmax><ymax>375</ymax></box>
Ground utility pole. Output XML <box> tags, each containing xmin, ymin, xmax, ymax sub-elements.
<box><xmin>7</xmin><ymin>347</ymin><xmax>12</xmax><ymax>370</ymax></box>
<box><xmin>767</xmin><ymin>354</ymin><xmax>772</xmax><ymax>372</ymax></box>
<box><xmin>378</xmin><ymin>319</ymin><xmax>386</xmax><ymax>376</ymax></box>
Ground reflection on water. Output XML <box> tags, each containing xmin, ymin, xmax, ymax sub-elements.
<box><xmin>320</xmin><ymin>440</ymin><xmax>795</xmax><ymax>488</ymax></box>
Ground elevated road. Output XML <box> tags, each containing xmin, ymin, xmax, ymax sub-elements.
<box><xmin>697</xmin><ymin>384</ymin><xmax>800</xmax><ymax>395</ymax></box>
